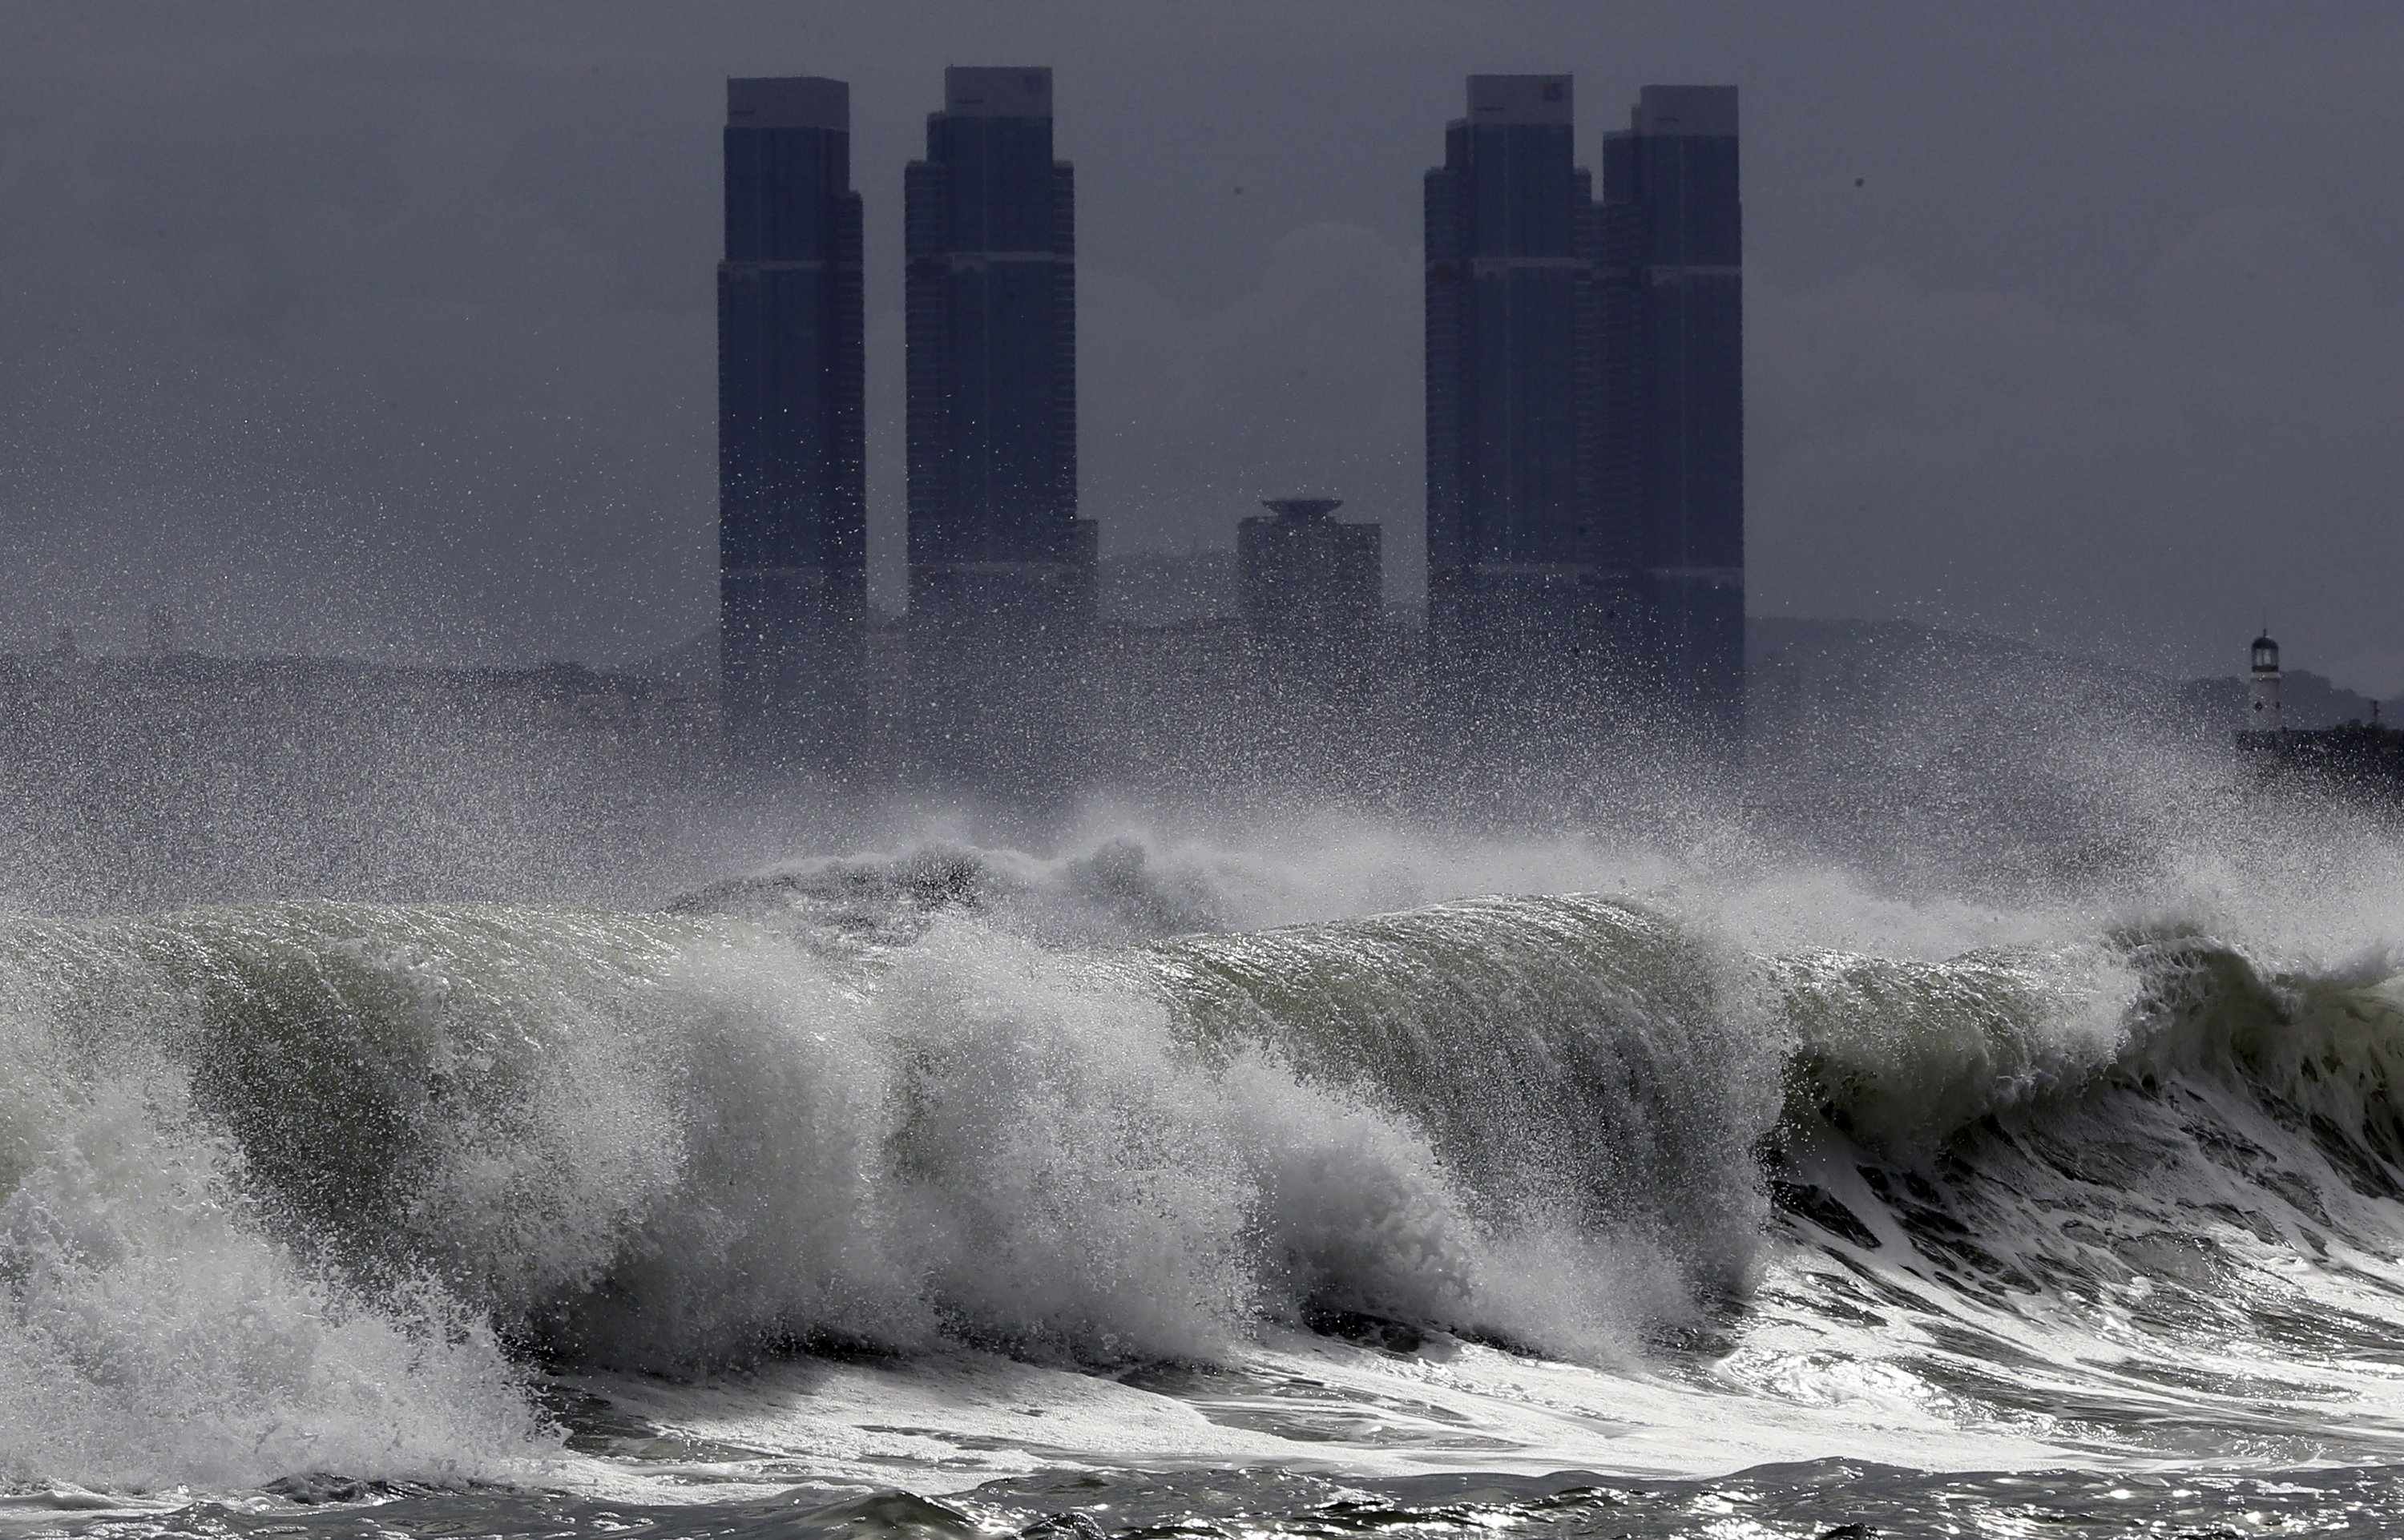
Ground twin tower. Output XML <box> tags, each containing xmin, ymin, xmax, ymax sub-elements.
<box><xmin>719</xmin><ymin>70</ymin><xmax>1741</xmax><ymax>790</ymax></box>
<box><xmin>719</xmin><ymin>68</ymin><xmax>1079</xmax><ymax>787</ymax></box>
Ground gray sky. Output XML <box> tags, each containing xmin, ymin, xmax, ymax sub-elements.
<box><xmin>2</xmin><ymin>1</ymin><xmax>2399</xmax><ymax>691</ymax></box>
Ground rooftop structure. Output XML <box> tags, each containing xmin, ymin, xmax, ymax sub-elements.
<box><xmin>1238</xmin><ymin>498</ymin><xmax>1381</xmax><ymax>639</ymax></box>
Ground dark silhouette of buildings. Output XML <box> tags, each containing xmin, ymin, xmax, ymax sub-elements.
<box><xmin>1423</xmin><ymin>75</ymin><xmax>1621</xmax><ymax>776</ymax></box>
<box><xmin>905</xmin><ymin>67</ymin><xmax>1091</xmax><ymax>799</ymax></box>
<box><xmin>716</xmin><ymin>76</ymin><xmax>867</xmax><ymax>766</ymax></box>
<box><xmin>699</xmin><ymin>69</ymin><xmax>1750</xmax><ymax>805</ymax></box>
<box><xmin>1601</xmin><ymin>86</ymin><xmax>1745</xmax><ymax>736</ymax></box>
<box><xmin>1422</xmin><ymin>77</ymin><xmax>1745</xmax><ymax>773</ymax></box>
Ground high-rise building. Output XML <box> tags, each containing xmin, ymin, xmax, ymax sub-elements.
<box><xmin>1600</xmin><ymin>86</ymin><xmax>1744</xmax><ymax>736</ymax></box>
<box><xmin>904</xmin><ymin>67</ymin><xmax>1091</xmax><ymax>798</ymax></box>
<box><xmin>716</xmin><ymin>76</ymin><xmax>866</xmax><ymax>764</ymax></box>
<box><xmin>1423</xmin><ymin>75</ymin><xmax>1624</xmax><ymax>777</ymax></box>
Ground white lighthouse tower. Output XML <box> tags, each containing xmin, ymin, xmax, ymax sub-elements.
<box><xmin>2244</xmin><ymin>632</ymin><xmax>2284</xmax><ymax>740</ymax></box>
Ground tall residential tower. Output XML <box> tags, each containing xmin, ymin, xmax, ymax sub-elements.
<box><xmin>1423</xmin><ymin>75</ymin><xmax>1618</xmax><ymax>776</ymax></box>
<box><xmin>1422</xmin><ymin>76</ymin><xmax>1745</xmax><ymax>770</ymax></box>
<box><xmin>904</xmin><ymin>67</ymin><xmax>1090</xmax><ymax>797</ymax></box>
<box><xmin>1600</xmin><ymin>86</ymin><xmax>1744</xmax><ymax>736</ymax></box>
<box><xmin>716</xmin><ymin>76</ymin><xmax>866</xmax><ymax>763</ymax></box>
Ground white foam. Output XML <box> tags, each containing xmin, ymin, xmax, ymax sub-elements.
<box><xmin>2</xmin><ymin>796</ymin><xmax>2402</xmax><ymax>1499</ymax></box>
<box><xmin>0</xmin><ymin>1074</ymin><xmax>551</xmax><ymax>1492</ymax></box>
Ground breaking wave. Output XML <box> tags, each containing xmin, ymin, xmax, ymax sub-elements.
<box><xmin>2</xmin><ymin>832</ymin><xmax>2403</xmax><ymax>1490</ymax></box>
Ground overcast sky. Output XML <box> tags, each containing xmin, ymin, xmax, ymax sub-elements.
<box><xmin>1</xmin><ymin>2</ymin><xmax>2399</xmax><ymax>691</ymax></box>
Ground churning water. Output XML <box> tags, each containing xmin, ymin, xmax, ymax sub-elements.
<box><xmin>6</xmin><ymin>801</ymin><xmax>2404</xmax><ymax>1538</ymax></box>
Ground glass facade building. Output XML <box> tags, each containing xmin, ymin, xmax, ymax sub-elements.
<box><xmin>1601</xmin><ymin>86</ymin><xmax>1745</xmax><ymax>736</ymax></box>
<box><xmin>904</xmin><ymin>67</ymin><xmax>1091</xmax><ymax>799</ymax></box>
<box><xmin>906</xmin><ymin>67</ymin><xmax>1086</xmax><ymax>594</ymax></box>
<box><xmin>716</xmin><ymin>76</ymin><xmax>866</xmax><ymax>763</ymax></box>
<box><xmin>1424</xmin><ymin>76</ymin><xmax>1745</xmax><ymax>762</ymax></box>
<box><xmin>1423</xmin><ymin>76</ymin><xmax>1622</xmax><ymax>772</ymax></box>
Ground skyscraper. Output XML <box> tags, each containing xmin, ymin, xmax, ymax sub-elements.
<box><xmin>716</xmin><ymin>76</ymin><xmax>865</xmax><ymax>764</ymax></box>
<box><xmin>1600</xmin><ymin>86</ymin><xmax>1744</xmax><ymax>736</ymax></box>
<box><xmin>1423</xmin><ymin>76</ymin><xmax>1622</xmax><ymax>777</ymax></box>
<box><xmin>904</xmin><ymin>67</ymin><xmax>1090</xmax><ymax>798</ymax></box>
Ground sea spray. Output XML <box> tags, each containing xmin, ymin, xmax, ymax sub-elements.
<box><xmin>0</xmin><ymin>1058</ymin><xmax>549</xmax><ymax>1490</ymax></box>
<box><xmin>1136</xmin><ymin>894</ymin><xmax>1786</xmax><ymax>1329</ymax></box>
<box><xmin>4</xmin><ymin>834</ymin><xmax>2404</xmax><ymax>1502</ymax></box>
<box><xmin>0</xmin><ymin>893</ymin><xmax>1771</xmax><ymax>1385</ymax></box>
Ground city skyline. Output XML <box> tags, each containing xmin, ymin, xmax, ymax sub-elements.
<box><xmin>0</xmin><ymin>5</ymin><xmax>2398</xmax><ymax>698</ymax></box>
<box><xmin>720</xmin><ymin>67</ymin><xmax>1743</xmax><ymax>772</ymax></box>
<box><xmin>6</xmin><ymin>16</ymin><xmax>2404</xmax><ymax>1526</ymax></box>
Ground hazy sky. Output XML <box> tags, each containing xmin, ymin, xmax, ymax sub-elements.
<box><xmin>2</xmin><ymin>2</ymin><xmax>2400</xmax><ymax>691</ymax></box>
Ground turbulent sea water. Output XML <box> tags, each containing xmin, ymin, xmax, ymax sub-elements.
<box><xmin>7</xmin><ymin>816</ymin><xmax>2404</xmax><ymax>1537</ymax></box>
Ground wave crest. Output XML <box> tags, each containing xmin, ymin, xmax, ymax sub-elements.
<box><xmin>7</xmin><ymin>869</ymin><xmax>2404</xmax><ymax>1490</ymax></box>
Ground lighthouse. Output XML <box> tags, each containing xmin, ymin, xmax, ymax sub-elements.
<box><xmin>2233</xmin><ymin>633</ymin><xmax>2404</xmax><ymax>795</ymax></box>
<box><xmin>2244</xmin><ymin>632</ymin><xmax>2283</xmax><ymax>739</ymax></box>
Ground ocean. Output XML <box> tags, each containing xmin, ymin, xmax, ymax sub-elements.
<box><xmin>6</xmin><ymin>812</ymin><xmax>2404</xmax><ymax>1538</ymax></box>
